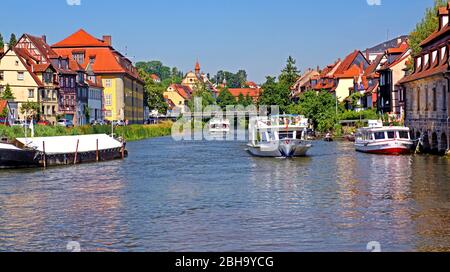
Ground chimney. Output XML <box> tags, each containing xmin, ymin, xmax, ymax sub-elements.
<box><xmin>42</xmin><ymin>35</ymin><xmax>47</xmax><ymax>43</ymax></box>
<box><xmin>103</xmin><ymin>35</ymin><xmax>112</xmax><ymax>46</ymax></box>
<box><xmin>397</xmin><ymin>38</ymin><xmax>402</xmax><ymax>45</ymax></box>
<box><xmin>365</xmin><ymin>49</ymin><xmax>369</xmax><ymax>61</ymax></box>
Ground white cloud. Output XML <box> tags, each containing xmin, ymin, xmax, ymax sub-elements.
<box><xmin>67</xmin><ymin>0</ymin><xmax>81</xmax><ymax>6</ymax></box>
<box><xmin>367</xmin><ymin>0</ymin><xmax>381</xmax><ymax>6</ymax></box>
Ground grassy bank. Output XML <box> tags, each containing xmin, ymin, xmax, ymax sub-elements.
<box><xmin>0</xmin><ymin>121</ymin><xmax>173</xmax><ymax>142</ymax></box>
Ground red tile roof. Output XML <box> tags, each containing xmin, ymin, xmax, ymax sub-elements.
<box><xmin>23</xmin><ymin>34</ymin><xmax>59</xmax><ymax>59</ymax></box>
<box><xmin>0</xmin><ymin>100</ymin><xmax>8</xmax><ymax>114</ymax></box>
<box><xmin>13</xmin><ymin>48</ymin><xmax>44</xmax><ymax>87</ymax></box>
<box><xmin>51</xmin><ymin>29</ymin><xmax>142</xmax><ymax>82</ymax></box>
<box><xmin>150</xmin><ymin>74</ymin><xmax>160</xmax><ymax>81</ymax></box>
<box><xmin>334</xmin><ymin>50</ymin><xmax>360</xmax><ymax>75</ymax></box>
<box><xmin>52</xmin><ymin>29</ymin><xmax>109</xmax><ymax>48</ymax></box>
<box><xmin>227</xmin><ymin>88</ymin><xmax>262</xmax><ymax>98</ymax></box>
<box><xmin>399</xmin><ymin>58</ymin><xmax>448</xmax><ymax>84</ymax></box>
<box><xmin>170</xmin><ymin>84</ymin><xmax>192</xmax><ymax>100</ymax></box>
<box><xmin>335</xmin><ymin>64</ymin><xmax>362</xmax><ymax>78</ymax></box>
<box><xmin>386</xmin><ymin>41</ymin><xmax>409</xmax><ymax>54</ymax></box>
<box><xmin>420</xmin><ymin>23</ymin><xmax>450</xmax><ymax>48</ymax></box>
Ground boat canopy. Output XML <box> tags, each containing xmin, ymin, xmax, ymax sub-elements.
<box><xmin>358</xmin><ymin>126</ymin><xmax>410</xmax><ymax>133</ymax></box>
<box><xmin>15</xmin><ymin>134</ymin><xmax>123</xmax><ymax>155</ymax></box>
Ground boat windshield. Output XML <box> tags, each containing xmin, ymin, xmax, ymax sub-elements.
<box><xmin>374</xmin><ymin>132</ymin><xmax>385</xmax><ymax>140</ymax></box>
<box><xmin>387</xmin><ymin>131</ymin><xmax>396</xmax><ymax>139</ymax></box>
<box><xmin>399</xmin><ymin>131</ymin><xmax>410</xmax><ymax>139</ymax></box>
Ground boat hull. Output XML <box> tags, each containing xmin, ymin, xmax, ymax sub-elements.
<box><xmin>0</xmin><ymin>148</ymin><xmax>39</xmax><ymax>169</ymax></box>
<box><xmin>247</xmin><ymin>139</ymin><xmax>311</xmax><ymax>158</ymax></box>
<box><xmin>355</xmin><ymin>142</ymin><xmax>413</xmax><ymax>155</ymax></box>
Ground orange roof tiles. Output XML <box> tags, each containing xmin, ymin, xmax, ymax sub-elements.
<box><xmin>51</xmin><ymin>29</ymin><xmax>142</xmax><ymax>82</ymax></box>
<box><xmin>386</xmin><ymin>41</ymin><xmax>409</xmax><ymax>54</ymax></box>
<box><xmin>52</xmin><ymin>29</ymin><xmax>109</xmax><ymax>48</ymax></box>
<box><xmin>228</xmin><ymin>88</ymin><xmax>262</xmax><ymax>98</ymax></box>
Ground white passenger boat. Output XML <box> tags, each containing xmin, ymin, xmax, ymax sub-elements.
<box><xmin>0</xmin><ymin>134</ymin><xmax>127</xmax><ymax>169</ymax></box>
<box><xmin>209</xmin><ymin>118</ymin><xmax>231</xmax><ymax>134</ymax></box>
<box><xmin>355</xmin><ymin>120</ymin><xmax>414</xmax><ymax>155</ymax></box>
<box><xmin>247</xmin><ymin>115</ymin><xmax>312</xmax><ymax>158</ymax></box>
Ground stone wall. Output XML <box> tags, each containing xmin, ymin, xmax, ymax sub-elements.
<box><xmin>404</xmin><ymin>74</ymin><xmax>449</xmax><ymax>154</ymax></box>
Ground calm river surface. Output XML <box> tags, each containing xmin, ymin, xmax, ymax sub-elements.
<box><xmin>0</xmin><ymin>137</ymin><xmax>449</xmax><ymax>252</ymax></box>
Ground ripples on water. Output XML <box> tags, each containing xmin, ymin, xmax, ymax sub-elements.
<box><xmin>0</xmin><ymin>138</ymin><xmax>449</xmax><ymax>252</ymax></box>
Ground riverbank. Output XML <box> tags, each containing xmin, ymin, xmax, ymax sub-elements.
<box><xmin>0</xmin><ymin>121</ymin><xmax>173</xmax><ymax>142</ymax></box>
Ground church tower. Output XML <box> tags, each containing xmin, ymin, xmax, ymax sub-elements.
<box><xmin>195</xmin><ymin>61</ymin><xmax>201</xmax><ymax>75</ymax></box>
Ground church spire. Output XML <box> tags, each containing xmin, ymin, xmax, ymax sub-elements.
<box><xmin>195</xmin><ymin>60</ymin><xmax>200</xmax><ymax>75</ymax></box>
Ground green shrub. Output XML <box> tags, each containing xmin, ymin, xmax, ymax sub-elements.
<box><xmin>0</xmin><ymin>122</ymin><xmax>173</xmax><ymax>142</ymax></box>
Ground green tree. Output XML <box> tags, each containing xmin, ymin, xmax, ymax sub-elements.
<box><xmin>8</xmin><ymin>33</ymin><xmax>17</xmax><ymax>48</ymax></box>
<box><xmin>279</xmin><ymin>56</ymin><xmax>300</xmax><ymax>87</ymax></box>
<box><xmin>217</xmin><ymin>87</ymin><xmax>236</xmax><ymax>109</ymax></box>
<box><xmin>237</xmin><ymin>93</ymin><xmax>245</xmax><ymax>105</ymax></box>
<box><xmin>1</xmin><ymin>84</ymin><xmax>15</xmax><ymax>100</ymax></box>
<box><xmin>258</xmin><ymin>76</ymin><xmax>291</xmax><ymax>113</ymax></box>
<box><xmin>20</xmin><ymin>101</ymin><xmax>40</xmax><ymax>119</ymax></box>
<box><xmin>244</xmin><ymin>94</ymin><xmax>254</xmax><ymax>107</ymax></box>
<box><xmin>409</xmin><ymin>0</ymin><xmax>447</xmax><ymax>56</ymax></box>
<box><xmin>212</xmin><ymin>70</ymin><xmax>248</xmax><ymax>88</ymax></box>
<box><xmin>188</xmin><ymin>82</ymin><xmax>216</xmax><ymax>111</ymax></box>
<box><xmin>136</xmin><ymin>61</ymin><xmax>177</xmax><ymax>81</ymax></box>
<box><xmin>139</xmin><ymin>68</ymin><xmax>168</xmax><ymax>114</ymax></box>
<box><xmin>0</xmin><ymin>33</ymin><xmax>4</xmax><ymax>50</ymax></box>
<box><xmin>84</xmin><ymin>104</ymin><xmax>91</xmax><ymax>122</ymax></box>
<box><xmin>0</xmin><ymin>107</ymin><xmax>8</xmax><ymax>119</ymax></box>
<box><xmin>289</xmin><ymin>90</ymin><xmax>339</xmax><ymax>132</ymax></box>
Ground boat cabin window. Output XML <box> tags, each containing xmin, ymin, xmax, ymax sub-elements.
<box><xmin>260</xmin><ymin>131</ymin><xmax>272</xmax><ymax>142</ymax></box>
<box><xmin>387</xmin><ymin>131</ymin><xmax>396</xmax><ymax>139</ymax></box>
<box><xmin>296</xmin><ymin>131</ymin><xmax>303</xmax><ymax>140</ymax></box>
<box><xmin>398</xmin><ymin>131</ymin><xmax>410</xmax><ymax>139</ymax></box>
<box><xmin>278</xmin><ymin>132</ymin><xmax>294</xmax><ymax>140</ymax></box>
<box><xmin>374</xmin><ymin>132</ymin><xmax>385</xmax><ymax>140</ymax></box>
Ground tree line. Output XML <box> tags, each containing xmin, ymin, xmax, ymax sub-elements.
<box><xmin>0</xmin><ymin>33</ymin><xmax>18</xmax><ymax>49</ymax></box>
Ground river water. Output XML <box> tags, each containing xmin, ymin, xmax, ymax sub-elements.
<box><xmin>0</xmin><ymin>137</ymin><xmax>449</xmax><ymax>252</ymax></box>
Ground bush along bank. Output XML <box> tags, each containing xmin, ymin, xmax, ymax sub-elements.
<box><xmin>0</xmin><ymin>122</ymin><xmax>173</xmax><ymax>142</ymax></box>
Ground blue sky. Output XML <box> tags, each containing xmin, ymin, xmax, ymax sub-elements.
<box><xmin>1</xmin><ymin>0</ymin><xmax>434</xmax><ymax>83</ymax></box>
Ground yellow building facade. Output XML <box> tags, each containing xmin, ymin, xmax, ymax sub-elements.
<box><xmin>0</xmin><ymin>48</ymin><xmax>40</xmax><ymax>120</ymax></box>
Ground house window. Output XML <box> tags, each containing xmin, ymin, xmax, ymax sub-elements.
<box><xmin>15</xmin><ymin>61</ymin><xmax>19</xmax><ymax>66</ymax></box>
<box><xmin>17</xmin><ymin>72</ymin><xmax>24</xmax><ymax>81</ymax></box>
<box><xmin>105</xmin><ymin>94</ymin><xmax>112</xmax><ymax>106</ymax></box>
<box><xmin>0</xmin><ymin>86</ymin><xmax>4</xmax><ymax>94</ymax></box>
<box><xmin>417</xmin><ymin>88</ymin><xmax>421</xmax><ymax>111</ymax></box>
<box><xmin>443</xmin><ymin>86</ymin><xmax>447</xmax><ymax>111</ymax></box>
<box><xmin>28</xmin><ymin>89</ymin><xmax>34</xmax><ymax>98</ymax></box>
<box><xmin>425</xmin><ymin>87</ymin><xmax>429</xmax><ymax>111</ymax></box>
<box><xmin>433</xmin><ymin>87</ymin><xmax>437</xmax><ymax>111</ymax></box>
<box><xmin>73</xmin><ymin>53</ymin><xmax>85</xmax><ymax>65</ymax></box>
<box><xmin>105</xmin><ymin>79</ymin><xmax>112</xmax><ymax>87</ymax></box>
<box><xmin>0</xmin><ymin>71</ymin><xmax>4</xmax><ymax>80</ymax></box>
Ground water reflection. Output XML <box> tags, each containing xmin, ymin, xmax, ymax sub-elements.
<box><xmin>0</xmin><ymin>138</ymin><xmax>449</xmax><ymax>252</ymax></box>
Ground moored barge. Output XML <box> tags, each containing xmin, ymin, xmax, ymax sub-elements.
<box><xmin>0</xmin><ymin>134</ymin><xmax>127</xmax><ymax>169</ymax></box>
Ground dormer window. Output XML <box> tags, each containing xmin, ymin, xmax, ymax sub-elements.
<box><xmin>89</xmin><ymin>56</ymin><xmax>96</xmax><ymax>65</ymax></box>
<box><xmin>432</xmin><ymin>50</ymin><xmax>438</xmax><ymax>64</ymax></box>
<box><xmin>73</xmin><ymin>51</ymin><xmax>85</xmax><ymax>65</ymax></box>
<box><xmin>424</xmin><ymin>54</ymin><xmax>429</xmax><ymax>67</ymax></box>
<box><xmin>441</xmin><ymin>46</ymin><xmax>447</xmax><ymax>61</ymax></box>
<box><xmin>416</xmin><ymin>57</ymin><xmax>422</xmax><ymax>70</ymax></box>
<box><xmin>442</xmin><ymin>15</ymin><xmax>449</xmax><ymax>29</ymax></box>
